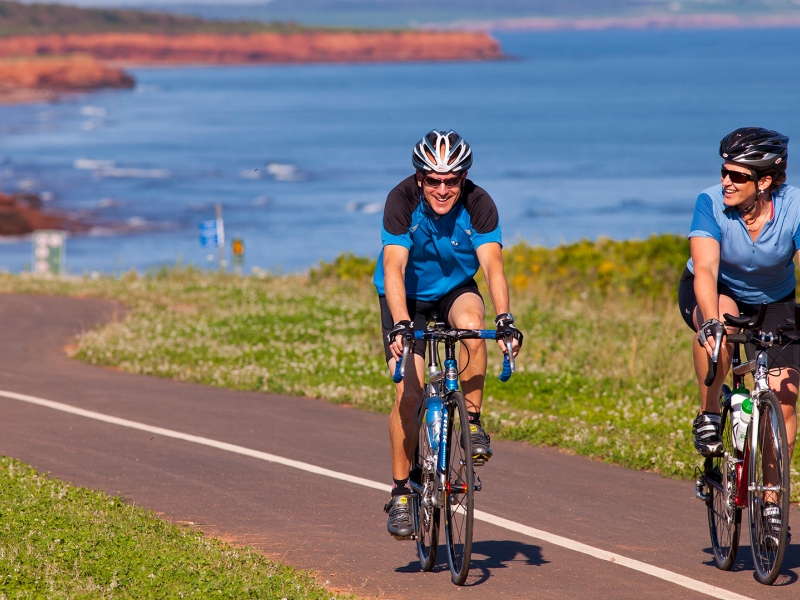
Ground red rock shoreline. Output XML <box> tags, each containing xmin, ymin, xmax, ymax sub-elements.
<box><xmin>0</xmin><ymin>55</ymin><xmax>134</xmax><ymax>104</ymax></box>
<box><xmin>0</xmin><ymin>30</ymin><xmax>501</xmax><ymax>103</ymax></box>
<box><xmin>0</xmin><ymin>192</ymin><xmax>89</xmax><ymax>236</ymax></box>
<box><xmin>0</xmin><ymin>31</ymin><xmax>503</xmax><ymax>65</ymax></box>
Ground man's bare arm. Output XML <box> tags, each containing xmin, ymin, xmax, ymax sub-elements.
<box><xmin>476</xmin><ymin>242</ymin><xmax>509</xmax><ymax>316</ymax></box>
<box><xmin>384</xmin><ymin>245</ymin><xmax>411</xmax><ymax>358</ymax></box>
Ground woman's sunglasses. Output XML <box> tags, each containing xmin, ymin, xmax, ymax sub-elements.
<box><xmin>422</xmin><ymin>175</ymin><xmax>463</xmax><ymax>188</ymax></box>
<box><xmin>720</xmin><ymin>168</ymin><xmax>756</xmax><ymax>185</ymax></box>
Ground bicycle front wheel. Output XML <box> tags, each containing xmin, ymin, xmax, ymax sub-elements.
<box><xmin>413</xmin><ymin>399</ymin><xmax>439</xmax><ymax>571</ymax></box>
<box><xmin>706</xmin><ymin>386</ymin><xmax>741</xmax><ymax>571</ymax></box>
<box><xmin>748</xmin><ymin>391</ymin><xmax>790</xmax><ymax>585</ymax></box>
<box><xmin>444</xmin><ymin>391</ymin><xmax>474</xmax><ymax>586</ymax></box>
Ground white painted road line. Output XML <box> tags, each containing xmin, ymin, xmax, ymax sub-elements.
<box><xmin>0</xmin><ymin>389</ymin><xmax>754</xmax><ymax>600</ymax></box>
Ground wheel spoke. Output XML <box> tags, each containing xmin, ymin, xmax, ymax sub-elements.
<box><xmin>706</xmin><ymin>389</ymin><xmax>741</xmax><ymax>572</ymax></box>
<box><xmin>414</xmin><ymin>401</ymin><xmax>439</xmax><ymax>571</ymax></box>
<box><xmin>748</xmin><ymin>392</ymin><xmax>790</xmax><ymax>585</ymax></box>
<box><xmin>444</xmin><ymin>392</ymin><xmax>473</xmax><ymax>585</ymax></box>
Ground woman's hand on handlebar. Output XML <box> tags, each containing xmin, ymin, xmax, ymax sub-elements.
<box><xmin>697</xmin><ymin>318</ymin><xmax>726</xmax><ymax>359</ymax></box>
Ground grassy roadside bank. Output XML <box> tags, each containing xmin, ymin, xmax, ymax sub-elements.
<box><xmin>0</xmin><ymin>234</ymin><xmax>798</xmax><ymax>505</ymax></box>
<box><xmin>0</xmin><ymin>456</ymin><xmax>347</xmax><ymax>599</ymax></box>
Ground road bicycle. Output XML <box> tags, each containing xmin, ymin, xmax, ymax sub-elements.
<box><xmin>696</xmin><ymin>302</ymin><xmax>793</xmax><ymax>585</ymax></box>
<box><xmin>392</xmin><ymin>319</ymin><xmax>514</xmax><ymax>585</ymax></box>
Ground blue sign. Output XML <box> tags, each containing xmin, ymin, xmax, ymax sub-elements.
<box><xmin>199</xmin><ymin>219</ymin><xmax>224</xmax><ymax>248</ymax></box>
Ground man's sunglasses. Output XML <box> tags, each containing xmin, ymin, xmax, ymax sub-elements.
<box><xmin>720</xmin><ymin>168</ymin><xmax>756</xmax><ymax>184</ymax></box>
<box><xmin>422</xmin><ymin>175</ymin><xmax>463</xmax><ymax>188</ymax></box>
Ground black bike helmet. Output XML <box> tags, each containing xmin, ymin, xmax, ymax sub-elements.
<box><xmin>412</xmin><ymin>130</ymin><xmax>472</xmax><ymax>174</ymax></box>
<box><xmin>719</xmin><ymin>127</ymin><xmax>788</xmax><ymax>170</ymax></box>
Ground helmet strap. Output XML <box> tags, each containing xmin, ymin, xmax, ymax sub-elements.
<box><xmin>737</xmin><ymin>169</ymin><xmax>767</xmax><ymax>215</ymax></box>
<box><xmin>738</xmin><ymin>197</ymin><xmax>758</xmax><ymax>215</ymax></box>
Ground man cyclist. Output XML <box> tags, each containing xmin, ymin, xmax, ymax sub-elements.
<box><xmin>375</xmin><ymin>130</ymin><xmax>523</xmax><ymax>538</ymax></box>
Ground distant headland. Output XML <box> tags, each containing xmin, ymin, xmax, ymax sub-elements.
<box><xmin>0</xmin><ymin>1</ymin><xmax>501</xmax><ymax>103</ymax></box>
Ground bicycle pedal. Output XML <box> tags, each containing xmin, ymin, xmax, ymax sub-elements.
<box><xmin>392</xmin><ymin>534</ymin><xmax>417</xmax><ymax>541</ymax></box>
<box><xmin>473</xmin><ymin>457</ymin><xmax>485</xmax><ymax>466</ymax></box>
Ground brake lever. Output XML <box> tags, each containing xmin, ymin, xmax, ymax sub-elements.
<box><xmin>703</xmin><ymin>325</ymin><xmax>724</xmax><ymax>387</ymax></box>
<box><xmin>392</xmin><ymin>339</ymin><xmax>411</xmax><ymax>383</ymax></box>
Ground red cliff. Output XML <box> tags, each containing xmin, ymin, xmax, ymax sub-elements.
<box><xmin>0</xmin><ymin>30</ymin><xmax>502</xmax><ymax>65</ymax></box>
<box><xmin>0</xmin><ymin>54</ymin><xmax>133</xmax><ymax>95</ymax></box>
<box><xmin>0</xmin><ymin>192</ymin><xmax>88</xmax><ymax>235</ymax></box>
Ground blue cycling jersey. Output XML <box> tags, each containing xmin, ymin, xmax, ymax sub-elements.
<box><xmin>373</xmin><ymin>175</ymin><xmax>502</xmax><ymax>302</ymax></box>
<box><xmin>686</xmin><ymin>183</ymin><xmax>800</xmax><ymax>304</ymax></box>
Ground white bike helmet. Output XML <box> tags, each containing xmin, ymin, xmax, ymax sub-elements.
<box><xmin>412</xmin><ymin>130</ymin><xmax>472</xmax><ymax>174</ymax></box>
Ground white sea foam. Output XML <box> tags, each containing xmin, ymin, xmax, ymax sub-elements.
<box><xmin>126</xmin><ymin>217</ymin><xmax>146</xmax><ymax>227</ymax></box>
<box><xmin>346</xmin><ymin>201</ymin><xmax>382</xmax><ymax>214</ymax></box>
<box><xmin>81</xmin><ymin>106</ymin><xmax>107</xmax><ymax>118</ymax></box>
<box><xmin>74</xmin><ymin>159</ymin><xmax>114</xmax><ymax>170</ymax></box>
<box><xmin>361</xmin><ymin>202</ymin><xmax>382</xmax><ymax>215</ymax></box>
<box><xmin>266</xmin><ymin>163</ymin><xmax>305</xmax><ymax>182</ymax></box>
<box><xmin>96</xmin><ymin>168</ymin><xmax>171</xmax><ymax>179</ymax></box>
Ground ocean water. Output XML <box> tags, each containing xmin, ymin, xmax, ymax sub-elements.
<box><xmin>2</xmin><ymin>29</ymin><xmax>800</xmax><ymax>274</ymax></box>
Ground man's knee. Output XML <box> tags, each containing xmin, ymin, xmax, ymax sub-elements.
<box><xmin>450</xmin><ymin>308</ymin><xmax>484</xmax><ymax>330</ymax></box>
<box><xmin>395</xmin><ymin>387</ymin><xmax>422</xmax><ymax>412</ymax></box>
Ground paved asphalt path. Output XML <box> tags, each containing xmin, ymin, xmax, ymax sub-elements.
<box><xmin>1</xmin><ymin>293</ymin><xmax>799</xmax><ymax>599</ymax></box>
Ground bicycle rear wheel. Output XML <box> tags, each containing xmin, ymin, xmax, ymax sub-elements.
<box><xmin>706</xmin><ymin>386</ymin><xmax>741</xmax><ymax>571</ymax></box>
<box><xmin>413</xmin><ymin>399</ymin><xmax>439</xmax><ymax>571</ymax></box>
<box><xmin>444</xmin><ymin>391</ymin><xmax>474</xmax><ymax>586</ymax></box>
<box><xmin>748</xmin><ymin>391</ymin><xmax>790</xmax><ymax>585</ymax></box>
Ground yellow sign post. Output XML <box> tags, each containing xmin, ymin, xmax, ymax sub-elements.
<box><xmin>232</xmin><ymin>238</ymin><xmax>244</xmax><ymax>274</ymax></box>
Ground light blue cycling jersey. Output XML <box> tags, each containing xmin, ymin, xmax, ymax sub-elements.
<box><xmin>373</xmin><ymin>175</ymin><xmax>502</xmax><ymax>302</ymax></box>
<box><xmin>687</xmin><ymin>183</ymin><xmax>800</xmax><ymax>304</ymax></box>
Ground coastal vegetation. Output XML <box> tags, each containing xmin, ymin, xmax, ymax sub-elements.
<box><xmin>0</xmin><ymin>0</ymin><xmax>315</xmax><ymax>36</ymax></box>
<box><xmin>0</xmin><ymin>456</ymin><xmax>348</xmax><ymax>598</ymax></box>
<box><xmin>1</xmin><ymin>234</ymin><xmax>798</xmax><ymax>502</ymax></box>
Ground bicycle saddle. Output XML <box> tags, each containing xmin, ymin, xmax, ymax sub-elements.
<box><xmin>723</xmin><ymin>302</ymin><xmax>768</xmax><ymax>330</ymax></box>
<box><xmin>723</xmin><ymin>313</ymin><xmax>752</xmax><ymax>328</ymax></box>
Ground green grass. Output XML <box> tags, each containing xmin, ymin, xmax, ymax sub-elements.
<box><xmin>0</xmin><ymin>456</ymin><xmax>348</xmax><ymax>599</ymax></box>
<box><xmin>0</xmin><ymin>234</ymin><xmax>797</xmax><ymax>504</ymax></box>
<box><xmin>0</xmin><ymin>0</ymin><xmax>365</xmax><ymax>37</ymax></box>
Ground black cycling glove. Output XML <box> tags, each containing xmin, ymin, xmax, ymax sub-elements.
<box><xmin>495</xmin><ymin>313</ymin><xmax>523</xmax><ymax>348</ymax></box>
<box><xmin>387</xmin><ymin>320</ymin><xmax>414</xmax><ymax>346</ymax></box>
<box><xmin>697</xmin><ymin>318</ymin><xmax>725</xmax><ymax>347</ymax></box>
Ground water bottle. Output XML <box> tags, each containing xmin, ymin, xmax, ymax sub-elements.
<box><xmin>444</xmin><ymin>358</ymin><xmax>459</xmax><ymax>392</ymax></box>
<box><xmin>426</xmin><ymin>395</ymin><xmax>443</xmax><ymax>454</ymax></box>
<box><xmin>729</xmin><ymin>387</ymin><xmax>746</xmax><ymax>450</ymax></box>
<box><xmin>735</xmin><ymin>395</ymin><xmax>753</xmax><ymax>453</ymax></box>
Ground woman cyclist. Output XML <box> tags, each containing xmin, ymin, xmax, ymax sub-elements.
<box><xmin>679</xmin><ymin>127</ymin><xmax>799</xmax><ymax>540</ymax></box>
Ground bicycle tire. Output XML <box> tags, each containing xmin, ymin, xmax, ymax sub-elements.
<box><xmin>748</xmin><ymin>391</ymin><xmax>790</xmax><ymax>585</ymax></box>
<box><xmin>706</xmin><ymin>385</ymin><xmax>741</xmax><ymax>571</ymax></box>
<box><xmin>414</xmin><ymin>399</ymin><xmax>439</xmax><ymax>571</ymax></box>
<box><xmin>443</xmin><ymin>391</ymin><xmax>474</xmax><ymax>586</ymax></box>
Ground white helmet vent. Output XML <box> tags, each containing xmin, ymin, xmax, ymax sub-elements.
<box><xmin>412</xmin><ymin>130</ymin><xmax>472</xmax><ymax>174</ymax></box>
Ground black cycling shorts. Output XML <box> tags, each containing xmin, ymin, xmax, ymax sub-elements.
<box><xmin>379</xmin><ymin>279</ymin><xmax>483</xmax><ymax>363</ymax></box>
<box><xmin>678</xmin><ymin>267</ymin><xmax>799</xmax><ymax>370</ymax></box>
